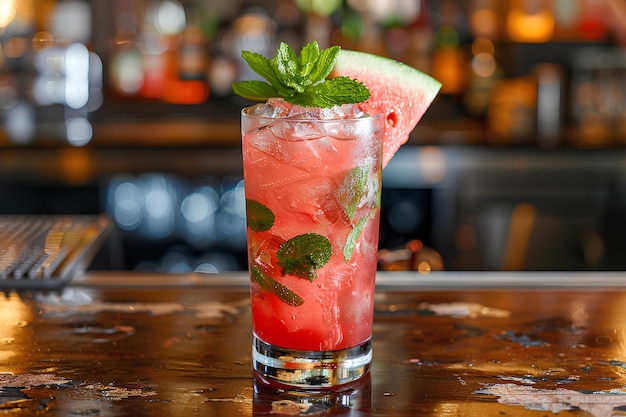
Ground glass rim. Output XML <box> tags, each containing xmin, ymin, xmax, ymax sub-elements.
<box><xmin>241</xmin><ymin>105</ymin><xmax>384</xmax><ymax>123</ymax></box>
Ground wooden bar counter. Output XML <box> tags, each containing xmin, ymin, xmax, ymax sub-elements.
<box><xmin>2</xmin><ymin>271</ymin><xmax>626</xmax><ymax>416</ymax></box>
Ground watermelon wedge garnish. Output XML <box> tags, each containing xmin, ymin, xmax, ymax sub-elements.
<box><xmin>332</xmin><ymin>50</ymin><xmax>441</xmax><ymax>168</ymax></box>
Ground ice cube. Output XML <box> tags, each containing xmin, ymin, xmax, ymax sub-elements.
<box><xmin>245</xmin><ymin>126</ymin><xmax>294</xmax><ymax>174</ymax></box>
<box><xmin>246</xmin><ymin>103</ymin><xmax>273</xmax><ymax>118</ymax></box>
<box><xmin>285</xmin><ymin>176</ymin><xmax>343</xmax><ymax>225</ymax></box>
<box><xmin>286</xmin><ymin>104</ymin><xmax>312</xmax><ymax>118</ymax></box>
<box><xmin>286</xmin><ymin>134</ymin><xmax>342</xmax><ymax>172</ymax></box>
<box><xmin>327</xmin><ymin>115</ymin><xmax>380</xmax><ymax>141</ymax></box>
<box><xmin>286</xmin><ymin>103</ymin><xmax>364</xmax><ymax>120</ymax></box>
<box><xmin>320</xmin><ymin>104</ymin><xmax>364</xmax><ymax>120</ymax></box>
<box><xmin>246</xmin><ymin>132</ymin><xmax>335</xmax><ymax>190</ymax></box>
<box><xmin>267</xmin><ymin>98</ymin><xmax>292</xmax><ymax>117</ymax></box>
<box><xmin>247</xmin><ymin>99</ymin><xmax>291</xmax><ymax>118</ymax></box>
<box><xmin>268</xmin><ymin>119</ymin><xmax>325</xmax><ymax>141</ymax></box>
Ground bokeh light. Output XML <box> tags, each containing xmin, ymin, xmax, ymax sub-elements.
<box><xmin>0</xmin><ymin>0</ymin><xmax>16</xmax><ymax>29</ymax></box>
<box><xmin>105</xmin><ymin>175</ymin><xmax>248</xmax><ymax>271</ymax></box>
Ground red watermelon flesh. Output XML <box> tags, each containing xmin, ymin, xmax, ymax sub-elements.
<box><xmin>332</xmin><ymin>50</ymin><xmax>441</xmax><ymax>168</ymax></box>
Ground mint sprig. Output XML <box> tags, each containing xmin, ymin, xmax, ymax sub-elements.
<box><xmin>232</xmin><ymin>41</ymin><xmax>371</xmax><ymax>108</ymax></box>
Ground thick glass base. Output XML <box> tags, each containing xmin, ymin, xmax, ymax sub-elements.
<box><xmin>252</xmin><ymin>334</ymin><xmax>372</xmax><ymax>390</ymax></box>
<box><xmin>253</xmin><ymin>370</ymin><xmax>372</xmax><ymax>414</ymax></box>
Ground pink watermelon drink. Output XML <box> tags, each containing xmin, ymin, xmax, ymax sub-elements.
<box><xmin>233</xmin><ymin>42</ymin><xmax>441</xmax><ymax>389</ymax></box>
<box><xmin>243</xmin><ymin>100</ymin><xmax>383</xmax><ymax>354</ymax></box>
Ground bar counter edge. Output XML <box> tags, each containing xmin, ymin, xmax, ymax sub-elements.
<box><xmin>72</xmin><ymin>270</ymin><xmax>626</xmax><ymax>290</ymax></box>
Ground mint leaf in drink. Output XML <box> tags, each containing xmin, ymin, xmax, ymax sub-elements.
<box><xmin>338</xmin><ymin>164</ymin><xmax>370</xmax><ymax>222</ymax></box>
<box><xmin>232</xmin><ymin>41</ymin><xmax>370</xmax><ymax>108</ymax></box>
<box><xmin>344</xmin><ymin>216</ymin><xmax>368</xmax><ymax>262</ymax></box>
<box><xmin>246</xmin><ymin>199</ymin><xmax>275</xmax><ymax>232</ymax></box>
<box><xmin>277</xmin><ymin>233</ymin><xmax>332</xmax><ymax>281</ymax></box>
<box><xmin>252</xmin><ymin>265</ymin><xmax>304</xmax><ymax>306</ymax></box>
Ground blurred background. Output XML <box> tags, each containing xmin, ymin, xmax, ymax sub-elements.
<box><xmin>0</xmin><ymin>0</ymin><xmax>625</xmax><ymax>273</ymax></box>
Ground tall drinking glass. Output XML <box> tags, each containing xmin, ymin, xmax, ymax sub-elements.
<box><xmin>241</xmin><ymin>104</ymin><xmax>384</xmax><ymax>390</ymax></box>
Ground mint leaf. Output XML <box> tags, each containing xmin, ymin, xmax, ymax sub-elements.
<box><xmin>274</xmin><ymin>42</ymin><xmax>305</xmax><ymax>92</ymax></box>
<box><xmin>251</xmin><ymin>264</ymin><xmax>272</xmax><ymax>291</ymax></box>
<box><xmin>232</xmin><ymin>41</ymin><xmax>371</xmax><ymax>108</ymax></box>
<box><xmin>252</xmin><ymin>265</ymin><xmax>304</xmax><ymax>306</ymax></box>
<box><xmin>288</xmin><ymin>77</ymin><xmax>370</xmax><ymax>108</ymax></box>
<box><xmin>338</xmin><ymin>164</ymin><xmax>370</xmax><ymax>222</ymax></box>
<box><xmin>307</xmin><ymin>45</ymin><xmax>339</xmax><ymax>84</ymax></box>
<box><xmin>246</xmin><ymin>199</ymin><xmax>275</xmax><ymax>232</ymax></box>
<box><xmin>232</xmin><ymin>81</ymin><xmax>279</xmax><ymax>102</ymax></box>
<box><xmin>277</xmin><ymin>233</ymin><xmax>332</xmax><ymax>281</ymax></box>
<box><xmin>344</xmin><ymin>216</ymin><xmax>368</xmax><ymax>262</ymax></box>
<box><xmin>272</xmin><ymin>279</ymin><xmax>305</xmax><ymax>307</ymax></box>
<box><xmin>241</xmin><ymin>50</ymin><xmax>284</xmax><ymax>91</ymax></box>
<box><xmin>299</xmin><ymin>41</ymin><xmax>321</xmax><ymax>79</ymax></box>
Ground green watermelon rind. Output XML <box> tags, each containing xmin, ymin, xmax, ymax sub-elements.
<box><xmin>333</xmin><ymin>50</ymin><xmax>442</xmax><ymax>167</ymax></box>
<box><xmin>336</xmin><ymin>50</ymin><xmax>441</xmax><ymax>99</ymax></box>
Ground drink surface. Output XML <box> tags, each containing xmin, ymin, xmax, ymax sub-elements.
<box><xmin>242</xmin><ymin>99</ymin><xmax>383</xmax><ymax>351</ymax></box>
